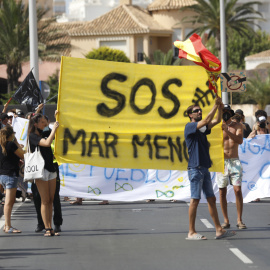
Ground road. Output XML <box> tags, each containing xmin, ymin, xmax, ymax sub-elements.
<box><xmin>0</xmin><ymin>198</ymin><xmax>270</xmax><ymax>270</ymax></box>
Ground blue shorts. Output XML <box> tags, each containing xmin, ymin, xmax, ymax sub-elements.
<box><xmin>0</xmin><ymin>174</ymin><xmax>18</xmax><ymax>189</ymax></box>
<box><xmin>188</xmin><ymin>166</ymin><xmax>215</xmax><ymax>199</ymax></box>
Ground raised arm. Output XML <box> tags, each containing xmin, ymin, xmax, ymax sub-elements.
<box><xmin>38</xmin><ymin>121</ymin><xmax>59</xmax><ymax>147</ymax></box>
<box><xmin>208</xmin><ymin>103</ymin><xmax>224</xmax><ymax>129</ymax></box>
<box><xmin>35</xmin><ymin>103</ymin><xmax>44</xmax><ymax>114</ymax></box>
<box><xmin>196</xmin><ymin>96</ymin><xmax>222</xmax><ymax>130</ymax></box>
<box><xmin>2</xmin><ymin>103</ymin><xmax>8</xmax><ymax>113</ymax></box>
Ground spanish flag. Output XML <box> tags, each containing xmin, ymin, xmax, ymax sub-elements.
<box><xmin>174</xmin><ymin>33</ymin><xmax>221</xmax><ymax>93</ymax></box>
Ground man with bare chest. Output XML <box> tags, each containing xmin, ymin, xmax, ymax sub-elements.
<box><xmin>217</xmin><ymin>105</ymin><xmax>247</xmax><ymax>230</ymax></box>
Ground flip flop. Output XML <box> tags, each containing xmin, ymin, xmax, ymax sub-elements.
<box><xmin>5</xmin><ymin>227</ymin><xmax>21</xmax><ymax>234</ymax></box>
<box><xmin>215</xmin><ymin>230</ymin><xmax>236</xmax><ymax>240</ymax></box>
<box><xmin>236</xmin><ymin>222</ymin><xmax>247</xmax><ymax>229</ymax></box>
<box><xmin>221</xmin><ymin>223</ymin><xmax>230</xmax><ymax>229</ymax></box>
<box><xmin>186</xmin><ymin>233</ymin><xmax>207</xmax><ymax>240</ymax></box>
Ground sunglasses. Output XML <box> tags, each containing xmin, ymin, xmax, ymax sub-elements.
<box><xmin>192</xmin><ymin>109</ymin><xmax>202</xmax><ymax>113</ymax></box>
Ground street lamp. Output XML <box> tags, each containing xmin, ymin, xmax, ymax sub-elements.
<box><xmin>29</xmin><ymin>0</ymin><xmax>39</xmax><ymax>83</ymax></box>
<box><xmin>220</xmin><ymin>0</ymin><xmax>228</xmax><ymax>104</ymax></box>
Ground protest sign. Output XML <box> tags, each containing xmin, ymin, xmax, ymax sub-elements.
<box><xmin>12</xmin><ymin>117</ymin><xmax>29</xmax><ymax>147</ymax></box>
<box><xmin>55</xmin><ymin>57</ymin><xmax>223</xmax><ymax>172</ymax></box>
<box><xmin>59</xmin><ymin>135</ymin><xmax>270</xmax><ymax>203</ymax></box>
<box><xmin>220</xmin><ymin>72</ymin><xmax>247</xmax><ymax>92</ymax></box>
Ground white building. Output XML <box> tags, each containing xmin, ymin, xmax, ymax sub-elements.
<box><xmin>237</xmin><ymin>0</ymin><xmax>270</xmax><ymax>34</ymax></box>
<box><xmin>58</xmin><ymin>0</ymin><xmax>153</xmax><ymax>22</ymax></box>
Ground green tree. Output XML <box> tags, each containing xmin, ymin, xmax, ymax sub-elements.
<box><xmin>0</xmin><ymin>0</ymin><xmax>29</xmax><ymax>94</ymax></box>
<box><xmin>240</xmin><ymin>71</ymin><xmax>270</xmax><ymax>109</ymax></box>
<box><xmin>144</xmin><ymin>49</ymin><xmax>182</xmax><ymax>65</ymax></box>
<box><xmin>46</xmin><ymin>70</ymin><xmax>59</xmax><ymax>104</ymax></box>
<box><xmin>0</xmin><ymin>1</ymin><xmax>68</xmax><ymax>97</ymax></box>
<box><xmin>37</xmin><ymin>17</ymin><xmax>71</xmax><ymax>62</ymax></box>
<box><xmin>85</xmin><ymin>47</ymin><xmax>130</xmax><ymax>63</ymax></box>
<box><xmin>181</xmin><ymin>0</ymin><xmax>264</xmax><ymax>55</ymax></box>
<box><xmin>206</xmin><ymin>30</ymin><xmax>270</xmax><ymax>70</ymax></box>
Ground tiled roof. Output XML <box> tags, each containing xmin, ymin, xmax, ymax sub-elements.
<box><xmin>245</xmin><ymin>50</ymin><xmax>270</xmax><ymax>60</ymax></box>
<box><xmin>147</xmin><ymin>0</ymin><xmax>197</xmax><ymax>11</ymax></box>
<box><xmin>39</xmin><ymin>20</ymin><xmax>85</xmax><ymax>60</ymax></box>
<box><xmin>69</xmin><ymin>5</ymin><xmax>172</xmax><ymax>37</ymax></box>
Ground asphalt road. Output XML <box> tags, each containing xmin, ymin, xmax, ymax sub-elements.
<box><xmin>0</xmin><ymin>198</ymin><xmax>270</xmax><ymax>270</ymax></box>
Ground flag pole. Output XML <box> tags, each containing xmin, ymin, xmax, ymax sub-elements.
<box><xmin>220</xmin><ymin>0</ymin><xmax>228</xmax><ymax>104</ymax></box>
<box><xmin>29</xmin><ymin>0</ymin><xmax>39</xmax><ymax>83</ymax></box>
<box><xmin>34</xmin><ymin>94</ymin><xmax>58</xmax><ymax>111</ymax></box>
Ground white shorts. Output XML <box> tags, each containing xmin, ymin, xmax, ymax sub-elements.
<box><xmin>41</xmin><ymin>169</ymin><xmax>57</xmax><ymax>181</ymax></box>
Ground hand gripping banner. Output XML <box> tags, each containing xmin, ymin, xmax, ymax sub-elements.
<box><xmin>55</xmin><ymin>57</ymin><xmax>223</xmax><ymax>172</ymax></box>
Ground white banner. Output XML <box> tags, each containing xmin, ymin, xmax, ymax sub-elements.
<box><xmin>59</xmin><ymin>135</ymin><xmax>270</xmax><ymax>203</ymax></box>
<box><xmin>12</xmin><ymin>116</ymin><xmax>29</xmax><ymax>148</ymax></box>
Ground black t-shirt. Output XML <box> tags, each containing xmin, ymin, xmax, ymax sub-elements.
<box><xmin>0</xmin><ymin>141</ymin><xmax>20</xmax><ymax>176</ymax></box>
<box><xmin>29</xmin><ymin>132</ymin><xmax>56</xmax><ymax>172</ymax></box>
<box><xmin>243</xmin><ymin>122</ymin><xmax>252</xmax><ymax>138</ymax></box>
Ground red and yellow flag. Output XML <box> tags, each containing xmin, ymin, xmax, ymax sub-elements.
<box><xmin>174</xmin><ymin>33</ymin><xmax>221</xmax><ymax>93</ymax></box>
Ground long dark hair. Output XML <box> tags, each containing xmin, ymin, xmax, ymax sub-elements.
<box><xmin>0</xmin><ymin>125</ymin><xmax>15</xmax><ymax>155</ymax></box>
<box><xmin>27</xmin><ymin>113</ymin><xmax>44</xmax><ymax>137</ymax></box>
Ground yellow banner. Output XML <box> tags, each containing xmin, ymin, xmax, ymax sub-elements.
<box><xmin>55</xmin><ymin>57</ymin><xmax>223</xmax><ymax>172</ymax></box>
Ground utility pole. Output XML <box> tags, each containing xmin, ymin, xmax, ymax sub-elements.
<box><xmin>220</xmin><ymin>0</ymin><xmax>228</xmax><ymax>104</ymax></box>
<box><xmin>29</xmin><ymin>0</ymin><xmax>39</xmax><ymax>83</ymax></box>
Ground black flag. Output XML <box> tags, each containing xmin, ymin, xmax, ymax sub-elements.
<box><xmin>12</xmin><ymin>70</ymin><xmax>44</xmax><ymax>112</ymax></box>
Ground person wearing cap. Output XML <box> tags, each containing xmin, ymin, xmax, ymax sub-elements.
<box><xmin>248</xmin><ymin>115</ymin><xmax>269</xmax><ymax>138</ymax></box>
<box><xmin>249</xmin><ymin>110</ymin><xmax>269</xmax><ymax>137</ymax></box>
<box><xmin>235</xmin><ymin>109</ymin><xmax>252</xmax><ymax>138</ymax></box>
<box><xmin>217</xmin><ymin>104</ymin><xmax>246</xmax><ymax>230</ymax></box>
<box><xmin>15</xmin><ymin>110</ymin><xmax>25</xmax><ymax>118</ymax></box>
<box><xmin>184</xmin><ymin>97</ymin><xmax>236</xmax><ymax>240</ymax></box>
<box><xmin>7</xmin><ymin>112</ymin><xmax>14</xmax><ymax>125</ymax></box>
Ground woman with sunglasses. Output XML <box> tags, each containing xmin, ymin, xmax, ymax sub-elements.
<box><xmin>0</xmin><ymin>125</ymin><xmax>24</xmax><ymax>233</ymax></box>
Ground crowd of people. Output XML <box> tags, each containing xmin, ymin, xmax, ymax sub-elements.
<box><xmin>0</xmin><ymin>101</ymin><xmax>269</xmax><ymax>239</ymax></box>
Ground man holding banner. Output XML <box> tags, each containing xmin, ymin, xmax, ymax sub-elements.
<box><xmin>184</xmin><ymin>96</ymin><xmax>236</xmax><ymax>240</ymax></box>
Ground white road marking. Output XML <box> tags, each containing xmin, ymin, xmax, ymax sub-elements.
<box><xmin>200</xmin><ymin>218</ymin><xmax>214</xmax><ymax>228</ymax></box>
<box><xmin>230</xmin><ymin>248</ymin><xmax>253</xmax><ymax>264</ymax></box>
<box><xmin>0</xmin><ymin>202</ymin><xmax>23</xmax><ymax>230</ymax></box>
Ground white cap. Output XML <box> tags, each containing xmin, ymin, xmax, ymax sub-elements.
<box><xmin>258</xmin><ymin>116</ymin><xmax>266</xmax><ymax>122</ymax></box>
<box><xmin>7</xmin><ymin>112</ymin><xmax>14</xmax><ymax>117</ymax></box>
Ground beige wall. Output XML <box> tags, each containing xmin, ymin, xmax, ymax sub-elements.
<box><xmin>71</xmin><ymin>37</ymin><xmax>97</xmax><ymax>58</ymax></box>
<box><xmin>152</xmin><ymin>10</ymin><xmax>199</xmax><ymax>40</ymax></box>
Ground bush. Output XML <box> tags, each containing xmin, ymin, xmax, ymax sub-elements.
<box><xmin>85</xmin><ymin>47</ymin><xmax>130</xmax><ymax>63</ymax></box>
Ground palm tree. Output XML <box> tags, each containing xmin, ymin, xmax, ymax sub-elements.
<box><xmin>144</xmin><ymin>49</ymin><xmax>182</xmax><ymax>65</ymax></box>
<box><xmin>241</xmin><ymin>71</ymin><xmax>270</xmax><ymax>109</ymax></box>
<box><xmin>181</xmin><ymin>0</ymin><xmax>264</xmax><ymax>56</ymax></box>
<box><xmin>0</xmin><ymin>0</ymin><xmax>72</xmax><ymax>95</ymax></box>
<box><xmin>0</xmin><ymin>0</ymin><xmax>29</xmax><ymax>94</ymax></box>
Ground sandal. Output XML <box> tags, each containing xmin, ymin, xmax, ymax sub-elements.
<box><xmin>236</xmin><ymin>221</ymin><xmax>247</xmax><ymax>229</ymax></box>
<box><xmin>221</xmin><ymin>223</ymin><xmax>230</xmax><ymax>229</ymax></box>
<box><xmin>44</xmin><ymin>228</ymin><xmax>54</xmax><ymax>237</ymax></box>
<box><xmin>5</xmin><ymin>227</ymin><xmax>21</xmax><ymax>234</ymax></box>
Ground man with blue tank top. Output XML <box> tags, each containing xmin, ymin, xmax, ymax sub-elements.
<box><xmin>184</xmin><ymin>96</ymin><xmax>236</xmax><ymax>240</ymax></box>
